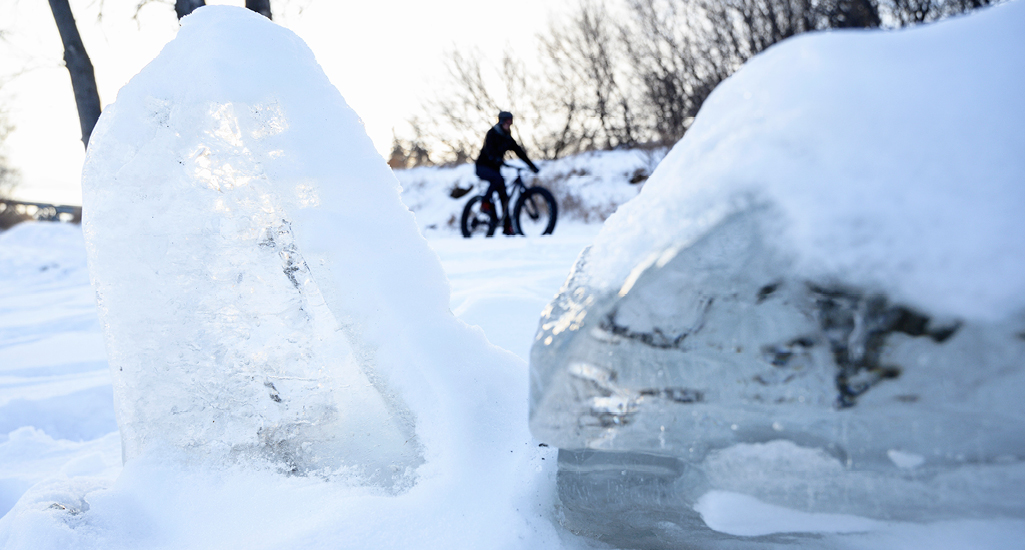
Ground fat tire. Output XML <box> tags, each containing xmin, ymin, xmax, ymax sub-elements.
<box><xmin>460</xmin><ymin>195</ymin><xmax>498</xmax><ymax>238</ymax></box>
<box><xmin>513</xmin><ymin>187</ymin><xmax>557</xmax><ymax>236</ymax></box>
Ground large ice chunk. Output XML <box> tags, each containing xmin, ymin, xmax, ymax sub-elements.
<box><xmin>7</xmin><ymin>9</ymin><xmax>559</xmax><ymax>548</ymax></box>
<box><xmin>530</xmin><ymin>3</ymin><xmax>1025</xmax><ymax>546</ymax></box>
<box><xmin>81</xmin><ymin>7</ymin><xmax>440</xmax><ymax>485</ymax></box>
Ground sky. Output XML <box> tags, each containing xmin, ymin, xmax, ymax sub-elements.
<box><xmin>0</xmin><ymin>0</ymin><xmax>565</xmax><ymax>205</ymax></box>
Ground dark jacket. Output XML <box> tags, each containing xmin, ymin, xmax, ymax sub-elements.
<box><xmin>475</xmin><ymin>125</ymin><xmax>538</xmax><ymax>172</ymax></box>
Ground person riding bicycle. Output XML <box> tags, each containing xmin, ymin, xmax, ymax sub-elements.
<box><xmin>475</xmin><ymin>111</ymin><xmax>539</xmax><ymax>235</ymax></box>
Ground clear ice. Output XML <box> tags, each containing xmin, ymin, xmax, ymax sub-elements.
<box><xmin>530</xmin><ymin>206</ymin><xmax>1025</xmax><ymax>546</ymax></box>
<box><xmin>81</xmin><ymin>8</ymin><xmax>422</xmax><ymax>486</ymax></box>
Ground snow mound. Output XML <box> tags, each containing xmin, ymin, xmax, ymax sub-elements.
<box><xmin>586</xmin><ymin>1</ymin><xmax>1025</xmax><ymax>323</ymax></box>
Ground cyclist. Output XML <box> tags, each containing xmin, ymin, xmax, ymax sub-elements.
<box><xmin>475</xmin><ymin>111</ymin><xmax>539</xmax><ymax>235</ymax></box>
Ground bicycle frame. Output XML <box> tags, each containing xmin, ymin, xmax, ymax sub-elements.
<box><xmin>477</xmin><ymin>164</ymin><xmax>531</xmax><ymax>212</ymax></box>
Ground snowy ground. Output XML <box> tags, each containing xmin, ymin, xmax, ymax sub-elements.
<box><xmin>1</xmin><ymin>3</ymin><xmax>1021</xmax><ymax>547</ymax></box>
<box><xmin>0</xmin><ymin>220</ymin><xmax>598</xmax><ymax>522</ymax></box>
<box><xmin>3</xmin><ymin>221</ymin><xmax>1023</xmax><ymax>549</ymax></box>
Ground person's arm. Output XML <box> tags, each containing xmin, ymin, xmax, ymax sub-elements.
<box><xmin>510</xmin><ymin>139</ymin><xmax>539</xmax><ymax>173</ymax></box>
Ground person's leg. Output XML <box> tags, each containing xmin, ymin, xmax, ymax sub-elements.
<box><xmin>476</xmin><ymin>165</ymin><xmax>510</xmax><ymax>230</ymax></box>
<box><xmin>494</xmin><ymin>180</ymin><xmax>513</xmax><ymax>234</ymax></box>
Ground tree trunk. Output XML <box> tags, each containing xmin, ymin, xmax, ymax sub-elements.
<box><xmin>246</xmin><ymin>0</ymin><xmax>272</xmax><ymax>19</ymax></box>
<box><xmin>47</xmin><ymin>0</ymin><xmax>101</xmax><ymax>149</ymax></box>
<box><xmin>175</xmin><ymin>0</ymin><xmax>206</xmax><ymax>20</ymax></box>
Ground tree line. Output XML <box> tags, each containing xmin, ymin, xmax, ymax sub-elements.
<box><xmin>388</xmin><ymin>0</ymin><xmax>1000</xmax><ymax>168</ymax></box>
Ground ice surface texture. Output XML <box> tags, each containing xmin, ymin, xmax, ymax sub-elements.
<box><xmin>82</xmin><ymin>7</ymin><xmax>449</xmax><ymax>488</ymax></box>
<box><xmin>71</xmin><ymin>10</ymin><xmax>562</xmax><ymax>547</ymax></box>
<box><xmin>82</xmin><ymin>7</ymin><xmax>429</xmax><ymax>483</ymax></box>
<box><xmin>530</xmin><ymin>3</ymin><xmax>1025</xmax><ymax>546</ymax></box>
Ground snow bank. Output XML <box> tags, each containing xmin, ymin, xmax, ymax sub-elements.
<box><xmin>1</xmin><ymin>7</ymin><xmax>563</xmax><ymax>548</ymax></box>
<box><xmin>586</xmin><ymin>1</ymin><xmax>1025</xmax><ymax>322</ymax></box>
<box><xmin>0</xmin><ymin>222</ymin><xmax>118</xmax><ymax>521</ymax></box>
<box><xmin>0</xmin><ymin>222</ymin><xmax>89</xmax><ymax>282</ymax></box>
<box><xmin>0</xmin><ymin>222</ymin><xmax>112</xmax><ymax>442</ymax></box>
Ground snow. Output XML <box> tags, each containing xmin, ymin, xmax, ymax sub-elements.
<box><xmin>694</xmin><ymin>491</ymin><xmax>1025</xmax><ymax>548</ymax></box>
<box><xmin>694</xmin><ymin>490</ymin><xmax>885</xmax><ymax>537</ymax></box>
<box><xmin>585</xmin><ymin>0</ymin><xmax>1025</xmax><ymax>323</ymax></box>
<box><xmin>0</xmin><ymin>224</ymin><xmax>113</xmax><ymax>445</ymax></box>
<box><xmin>0</xmin><ymin>219</ymin><xmax>598</xmax><ymax>549</ymax></box>
<box><xmin>887</xmin><ymin>449</ymin><xmax>926</xmax><ymax>469</ymax></box>
<box><xmin>431</xmin><ymin>225</ymin><xmax>606</xmax><ymax>359</ymax></box>
<box><xmin>0</xmin><ymin>2</ymin><xmax>1023</xmax><ymax>549</ymax></box>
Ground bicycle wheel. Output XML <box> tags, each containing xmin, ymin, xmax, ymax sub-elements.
<box><xmin>460</xmin><ymin>195</ymin><xmax>499</xmax><ymax>238</ymax></box>
<box><xmin>513</xmin><ymin>187</ymin><xmax>557</xmax><ymax>236</ymax></box>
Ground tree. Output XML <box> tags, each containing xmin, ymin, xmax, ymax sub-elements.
<box><xmin>540</xmin><ymin>0</ymin><xmax>640</xmax><ymax>150</ymax></box>
<box><xmin>398</xmin><ymin>0</ymin><xmax>1006</xmax><ymax>165</ymax></box>
<box><xmin>621</xmin><ymin>0</ymin><xmax>884</xmax><ymax>143</ymax></box>
<box><xmin>821</xmin><ymin>0</ymin><xmax>882</xmax><ymax>27</ymax></box>
<box><xmin>885</xmin><ymin>0</ymin><xmax>941</xmax><ymax>24</ymax></box>
<box><xmin>246</xmin><ymin>0</ymin><xmax>273</xmax><ymax>19</ymax></box>
<box><xmin>0</xmin><ymin>108</ymin><xmax>19</xmax><ymax>199</ymax></box>
<box><xmin>175</xmin><ymin>0</ymin><xmax>206</xmax><ymax>19</ymax></box>
<box><xmin>621</xmin><ymin>0</ymin><xmax>715</xmax><ymax>144</ymax></box>
<box><xmin>47</xmin><ymin>0</ymin><xmax>102</xmax><ymax>148</ymax></box>
<box><xmin>0</xmin><ymin>100</ymin><xmax>25</xmax><ymax>228</ymax></box>
<box><xmin>171</xmin><ymin>0</ymin><xmax>273</xmax><ymax>20</ymax></box>
<box><xmin>387</xmin><ymin>124</ymin><xmax>432</xmax><ymax>169</ymax></box>
<box><xmin>45</xmin><ymin>0</ymin><xmax>282</xmax><ymax>151</ymax></box>
<box><xmin>414</xmin><ymin>48</ymin><xmax>503</xmax><ymax>164</ymax></box>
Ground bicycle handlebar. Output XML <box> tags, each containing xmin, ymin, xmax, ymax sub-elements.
<box><xmin>502</xmin><ymin>162</ymin><xmax>536</xmax><ymax>174</ymax></box>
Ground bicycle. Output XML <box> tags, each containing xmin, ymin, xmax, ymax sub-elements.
<box><xmin>460</xmin><ymin>165</ymin><xmax>558</xmax><ymax>238</ymax></box>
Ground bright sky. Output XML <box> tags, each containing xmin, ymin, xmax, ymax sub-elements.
<box><xmin>0</xmin><ymin>0</ymin><xmax>565</xmax><ymax>205</ymax></box>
